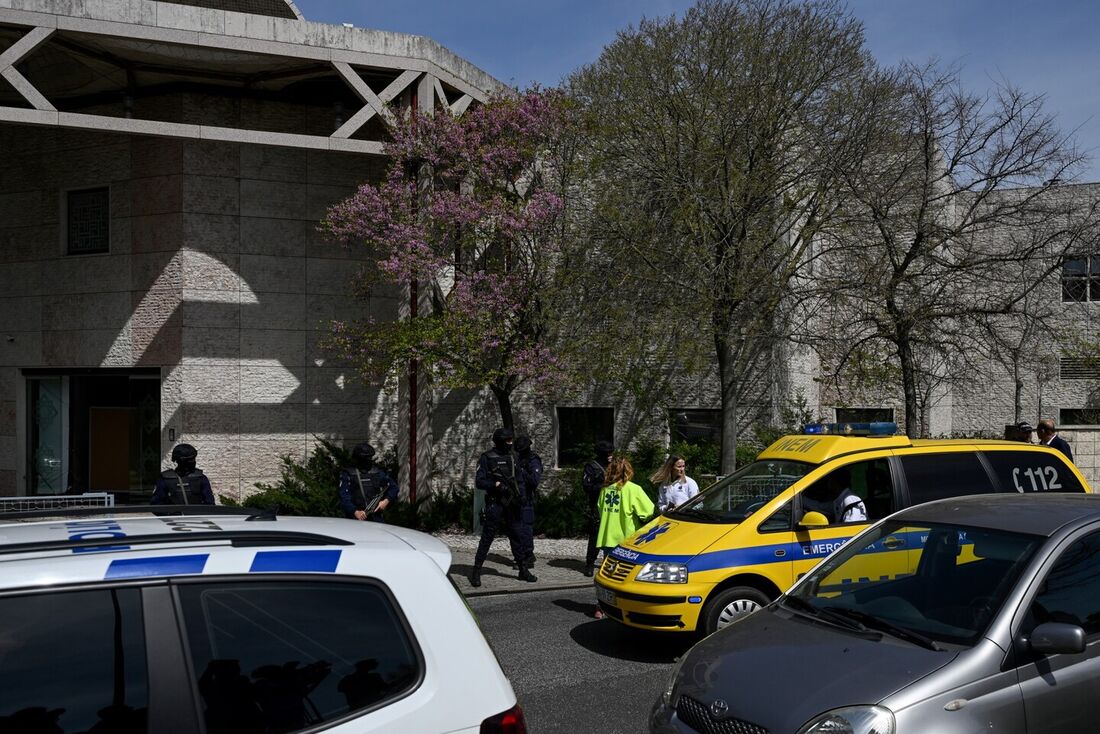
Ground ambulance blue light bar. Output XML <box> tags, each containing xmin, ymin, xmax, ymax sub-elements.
<box><xmin>803</xmin><ymin>422</ymin><xmax>898</xmax><ymax>436</ymax></box>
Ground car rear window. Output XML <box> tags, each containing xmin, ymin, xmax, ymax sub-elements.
<box><xmin>983</xmin><ymin>451</ymin><xmax>1084</xmax><ymax>493</ymax></box>
<box><xmin>0</xmin><ymin>587</ymin><xmax>149</xmax><ymax>733</ymax></box>
<box><xmin>900</xmin><ymin>452</ymin><xmax>993</xmax><ymax>505</ymax></box>
<box><xmin>176</xmin><ymin>580</ymin><xmax>421</xmax><ymax>733</ymax></box>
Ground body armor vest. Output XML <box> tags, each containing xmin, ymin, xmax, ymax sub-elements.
<box><xmin>486</xmin><ymin>449</ymin><xmax>521</xmax><ymax>506</ymax></box>
<box><xmin>160</xmin><ymin>469</ymin><xmax>206</xmax><ymax>505</ymax></box>
<box><xmin>347</xmin><ymin>468</ymin><xmax>383</xmax><ymax>511</ymax></box>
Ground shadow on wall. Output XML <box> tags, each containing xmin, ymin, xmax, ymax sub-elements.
<box><xmin>95</xmin><ymin>246</ymin><xmax>397</xmax><ymax>500</ymax></box>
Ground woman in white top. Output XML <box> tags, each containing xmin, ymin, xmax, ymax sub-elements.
<box><xmin>651</xmin><ymin>455</ymin><xmax>700</xmax><ymax>513</ymax></box>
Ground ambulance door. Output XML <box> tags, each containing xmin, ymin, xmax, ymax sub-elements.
<box><xmin>792</xmin><ymin>458</ymin><xmax>899</xmax><ymax>587</ymax></box>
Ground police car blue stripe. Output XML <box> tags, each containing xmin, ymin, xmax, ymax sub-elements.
<box><xmin>250</xmin><ymin>549</ymin><xmax>341</xmax><ymax>573</ymax></box>
<box><xmin>106</xmin><ymin>554</ymin><xmax>208</xmax><ymax>579</ymax></box>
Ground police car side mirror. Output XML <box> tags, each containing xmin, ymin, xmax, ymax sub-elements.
<box><xmin>799</xmin><ymin>511</ymin><xmax>829</xmax><ymax>528</ymax></box>
<box><xmin>1029</xmin><ymin>622</ymin><xmax>1086</xmax><ymax>656</ymax></box>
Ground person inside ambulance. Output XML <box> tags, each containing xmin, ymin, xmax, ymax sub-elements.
<box><xmin>800</xmin><ymin>467</ymin><xmax>866</xmax><ymax>525</ymax></box>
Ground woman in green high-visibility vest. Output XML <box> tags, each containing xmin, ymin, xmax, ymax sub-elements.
<box><xmin>594</xmin><ymin>455</ymin><xmax>654</xmax><ymax>619</ymax></box>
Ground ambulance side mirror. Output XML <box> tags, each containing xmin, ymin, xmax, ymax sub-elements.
<box><xmin>799</xmin><ymin>511</ymin><xmax>829</xmax><ymax>528</ymax></box>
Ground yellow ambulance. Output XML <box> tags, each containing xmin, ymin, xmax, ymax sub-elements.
<box><xmin>594</xmin><ymin>422</ymin><xmax>1090</xmax><ymax>635</ymax></box>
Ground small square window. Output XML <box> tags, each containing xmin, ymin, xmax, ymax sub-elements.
<box><xmin>669</xmin><ymin>409</ymin><xmax>721</xmax><ymax>444</ymax></box>
<box><xmin>1061</xmin><ymin>408</ymin><xmax>1100</xmax><ymax>426</ymax></box>
<box><xmin>835</xmin><ymin>407</ymin><xmax>894</xmax><ymax>423</ymax></box>
<box><xmin>66</xmin><ymin>187</ymin><xmax>110</xmax><ymax>255</ymax></box>
<box><xmin>556</xmin><ymin>407</ymin><xmax>614</xmax><ymax>467</ymax></box>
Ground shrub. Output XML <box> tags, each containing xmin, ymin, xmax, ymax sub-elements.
<box><xmin>237</xmin><ymin>438</ymin><xmax>351</xmax><ymax>517</ymax></box>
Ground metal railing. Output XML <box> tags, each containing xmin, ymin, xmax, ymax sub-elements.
<box><xmin>0</xmin><ymin>493</ymin><xmax>115</xmax><ymax>513</ymax></box>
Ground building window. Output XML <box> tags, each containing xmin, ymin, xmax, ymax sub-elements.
<box><xmin>556</xmin><ymin>407</ymin><xmax>614</xmax><ymax>467</ymax></box>
<box><xmin>1061</xmin><ymin>408</ymin><xmax>1100</xmax><ymax>426</ymax></box>
<box><xmin>669</xmin><ymin>409</ymin><xmax>721</xmax><ymax>444</ymax></box>
<box><xmin>835</xmin><ymin>407</ymin><xmax>894</xmax><ymax>424</ymax></box>
<box><xmin>1062</xmin><ymin>254</ymin><xmax>1100</xmax><ymax>302</ymax></box>
<box><xmin>66</xmin><ymin>187</ymin><xmax>110</xmax><ymax>255</ymax></box>
<box><xmin>1060</xmin><ymin>357</ymin><xmax>1100</xmax><ymax>380</ymax></box>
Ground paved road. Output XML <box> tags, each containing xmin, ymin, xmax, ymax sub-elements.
<box><xmin>469</xmin><ymin>586</ymin><xmax>697</xmax><ymax>734</ymax></box>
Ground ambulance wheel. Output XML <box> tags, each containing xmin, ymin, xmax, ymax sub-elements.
<box><xmin>702</xmin><ymin>586</ymin><xmax>770</xmax><ymax>635</ymax></box>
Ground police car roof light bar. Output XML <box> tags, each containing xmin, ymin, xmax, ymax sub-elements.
<box><xmin>0</xmin><ymin>530</ymin><xmax>354</xmax><ymax>558</ymax></box>
<box><xmin>0</xmin><ymin>504</ymin><xmax>273</xmax><ymax>522</ymax></box>
<box><xmin>802</xmin><ymin>422</ymin><xmax>899</xmax><ymax>436</ymax></box>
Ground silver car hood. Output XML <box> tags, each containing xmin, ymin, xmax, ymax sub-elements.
<box><xmin>673</xmin><ymin>607</ymin><xmax>959</xmax><ymax>732</ymax></box>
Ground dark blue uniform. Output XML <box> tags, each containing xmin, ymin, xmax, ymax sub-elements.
<box><xmin>517</xmin><ymin>449</ymin><xmax>543</xmax><ymax>564</ymax></box>
<box><xmin>152</xmin><ymin>469</ymin><xmax>214</xmax><ymax>505</ymax></box>
<box><xmin>338</xmin><ymin>467</ymin><xmax>399</xmax><ymax>523</ymax></box>
<box><xmin>474</xmin><ymin>448</ymin><xmax>531</xmax><ymax>567</ymax></box>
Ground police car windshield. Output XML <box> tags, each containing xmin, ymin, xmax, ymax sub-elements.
<box><xmin>669</xmin><ymin>460</ymin><xmax>813</xmax><ymax>524</ymax></box>
<box><xmin>787</xmin><ymin>521</ymin><xmax>1043</xmax><ymax>647</ymax></box>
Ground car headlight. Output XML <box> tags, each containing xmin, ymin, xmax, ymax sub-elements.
<box><xmin>635</xmin><ymin>561</ymin><xmax>688</xmax><ymax>583</ymax></box>
<box><xmin>797</xmin><ymin>706</ymin><xmax>895</xmax><ymax>734</ymax></box>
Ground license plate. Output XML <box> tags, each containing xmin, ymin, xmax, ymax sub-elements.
<box><xmin>595</xmin><ymin>585</ymin><xmax>616</xmax><ymax>606</ymax></box>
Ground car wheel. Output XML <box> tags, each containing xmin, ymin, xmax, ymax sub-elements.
<box><xmin>703</xmin><ymin>586</ymin><xmax>771</xmax><ymax>635</ymax></box>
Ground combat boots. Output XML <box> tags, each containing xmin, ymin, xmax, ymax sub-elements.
<box><xmin>518</xmin><ymin>562</ymin><xmax>537</xmax><ymax>583</ymax></box>
<box><xmin>470</xmin><ymin>564</ymin><xmax>482</xmax><ymax>588</ymax></box>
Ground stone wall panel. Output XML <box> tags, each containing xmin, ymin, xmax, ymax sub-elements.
<box><xmin>241</xmin><ymin>291</ymin><xmax>305</xmax><ymax>330</ymax></box>
<box><xmin>240</xmin><ymin>217</ymin><xmax>309</xmax><ymax>258</ymax></box>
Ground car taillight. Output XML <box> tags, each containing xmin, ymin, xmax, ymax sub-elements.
<box><xmin>480</xmin><ymin>703</ymin><xmax>527</xmax><ymax>734</ymax></box>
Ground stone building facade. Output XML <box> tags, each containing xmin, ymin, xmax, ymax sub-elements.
<box><xmin>0</xmin><ymin>0</ymin><xmax>501</xmax><ymax>501</ymax></box>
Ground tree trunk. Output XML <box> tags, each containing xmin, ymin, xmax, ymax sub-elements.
<box><xmin>1013</xmin><ymin>362</ymin><xmax>1024</xmax><ymax>422</ymax></box>
<box><xmin>897</xmin><ymin>333</ymin><xmax>921</xmax><ymax>438</ymax></box>
<box><xmin>715</xmin><ymin>335</ymin><xmax>739</xmax><ymax>475</ymax></box>
<box><xmin>490</xmin><ymin>384</ymin><xmax>514</xmax><ymax>430</ymax></box>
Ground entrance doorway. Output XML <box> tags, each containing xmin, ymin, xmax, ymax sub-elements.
<box><xmin>25</xmin><ymin>369</ymin><xmax>161</xmax><ymax>501</ymax></box>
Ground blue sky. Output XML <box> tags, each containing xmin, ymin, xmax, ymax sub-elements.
<box><xmin>296</xmin><ymin>0</ymin><xmax>1100</xmax><ymax>181</ymax></box>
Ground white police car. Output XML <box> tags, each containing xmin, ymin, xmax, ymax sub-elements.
<box><xmin>0</xmin><ymin>506</ymin><xmax>525</xmax><ymax>734</ymax></box>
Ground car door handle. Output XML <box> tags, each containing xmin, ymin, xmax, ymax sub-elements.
<box><xmin>774</xmin><ymin>549</ymin><xmax>786</xmax><ymax>558</ymax></box>
<box><xmin>883</xmin><ymin>537</ymin><xmax>904</xmax><ymax>550</ymax></box>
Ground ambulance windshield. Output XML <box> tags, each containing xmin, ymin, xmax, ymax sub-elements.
<box><xmin>669</xmin><ymin>460</ymin><xmax>813</xmax><ymax>524</ymax></box>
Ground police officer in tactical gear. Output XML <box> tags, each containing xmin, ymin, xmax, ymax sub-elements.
<box><xmin>514</xmin><ymin>435</ymin><xmax>543</xmax><ymax>567</ymax></box>
<box><xmin>151</xmin><ymin>443</ymin><xmax>215</xmax><ymax>505</ymax></box>
<box><xmin>470</xmin><ymin>427</ymin><xmax>535</xmax><ymax>587</ymax></box>
<box><xmin>582</xmin><ymin>440</ymin><xmax>614</xmax><ymax>576</ymax></box>
<box><xmin>339</xmin><ymin>443</ymin><xmax>399</xmax><ymax>522</ymax></box>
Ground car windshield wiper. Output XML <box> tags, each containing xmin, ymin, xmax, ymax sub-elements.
<box><xmin>782</xmin><ymin>595</ymin><xmax>868</xmax><ymax>633</ymax></box>
<box><xmin>823</xmin><ymin>608</ymin><xmax>943</xmax><ymax>651</ymax></box>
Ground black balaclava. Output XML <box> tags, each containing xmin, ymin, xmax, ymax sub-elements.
<box><xmin>515</xmin><ymin>436</ymin><xmax>532</xmax><ymax>458</ymax></box>
<box><xmin>492</xmin><ymin>427</ymin><xmax>514</xmax><ymax>453</ymax></box>
<box><xmin>595</xmin><ymin>440</ymin><xmax>615</xmax><ymax>468</ymax></box>
<box><xmin>352</xmin><ymin>442</ymin><xmax>376</xmax><ymax>470</ymax></box>
<box><xmin>172</xmin><ymin>443</ymin><xmax>198</xmax><ymax>474</ymax></box>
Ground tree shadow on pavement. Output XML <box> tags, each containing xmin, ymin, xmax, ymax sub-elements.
<box><xmin>564</xmin><ymin>610</ymin><xmax>697</xmax><ymax>663</ymax></box>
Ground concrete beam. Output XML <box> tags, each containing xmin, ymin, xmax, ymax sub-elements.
<box><xmin>0</xmin><ymin>106</ymin><xmax>385</xmax><ymax>155</ymax></box>
<box><xmin>0</xmin><ymin>26</ymin><xmax>55</xmax><ymax>69</ymax></box>
<box><xmin>1</xmin><ymin>67</ymin><xmax>55</xmax><ymax>111</ymax></box>
<box><xmin>332</xmin><ymin>68</ymin><xmax>418</xmax><ymax>139</ymax></box>
<box><xmin>0</xmin><ymin>8</ymin><xmax>498</xmax><ymax>102</ymax></box>
<box><xmin>0</xmin><ymin>26</ymin><xmax>56</xmax><ymax>111</ymax></box>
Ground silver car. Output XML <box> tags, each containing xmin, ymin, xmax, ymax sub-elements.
<box><xmin>651</xmin><ymin>494</ymin><xmax>1100</xmax><ymax>734</ymax></box>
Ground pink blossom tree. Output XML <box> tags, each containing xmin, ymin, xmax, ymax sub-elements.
<box><xmin>323</xmin><ymin>89</ymin><xmax>577</xmax><ymax>428</ymax></box>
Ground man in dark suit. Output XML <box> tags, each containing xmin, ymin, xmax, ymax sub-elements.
<box><xmin>1037</xmin><ymin>419</ymin><xmax>1074</xmax><ymax>462</ymax></box>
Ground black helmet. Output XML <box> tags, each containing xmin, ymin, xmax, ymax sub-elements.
<box><xmin>492</xmin><ymin>427</ymin><xmax>514</xmax><ymax>451</ymax></box>
<box><xmin>352</xmin><ymin>442</ymin><xmax>376</xmax><ymax>468</ymax></box>
<box><xmin>171</xmin><ymin>443</ymin><xmax>197</xmax><ymax>462</ymax></box>
<box><xmin>595</xmin><ymin>440</ymin><xmax>614</xmax><ymax>458</ymax></box>
<box><xmin>515</xmin><ymin>436</ymin><xmax>532</xmax><ymax>455</ymax></box>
